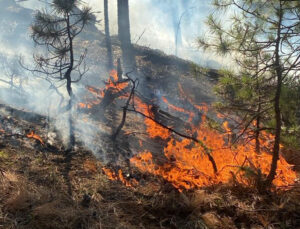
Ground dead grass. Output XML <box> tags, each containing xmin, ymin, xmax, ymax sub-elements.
<box><xmin>0</xmin><ymin>146</ymin><xmax>300</xmax><ymax>229</ymax></box>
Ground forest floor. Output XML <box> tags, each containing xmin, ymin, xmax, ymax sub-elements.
<box><xmin>1</xmin><ymin>142</ymin><xmax>300</xmax><ymax>229</ymax></box>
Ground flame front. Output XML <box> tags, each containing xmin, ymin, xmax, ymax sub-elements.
<box><xmin>85</xmin><ymin>72</ymin><xmax>296</xmax><ymax>190</ymax></box>
<box><xmin>131</xmin><ymin>112</ymin><xmax>297</xmax><ymax>190</ymax></box>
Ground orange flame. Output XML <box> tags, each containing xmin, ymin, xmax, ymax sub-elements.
<box><xmin>88</xmin><ymin>73</ymin><xmax>296</xmax><ymax>191</ymax></box>
<box><xmin>162</xmin><ymin>96</ymin><xmax>195</xmax><ymax>122</ymax></box>
<box><xmin>130</xmin><ymin>118</ymin><xmax>296</xmax><ymax>190</ymax></box>
<box><xmin>27</xmin><ymin>131</ymin><xmax>44</xmax><ymax>145</ymax></box>
<box><xmin>130</xmin><ymin>94</ymin><xmax>296</xmax><ymax>190</ymax></box>
<box><xmin>78</xmin><ymin>70</ymin><xmax>129</xmax><ymax>110</ymax></box>
<box><xmin>105</xmin><ymin>70</ymin><xmax>129</xmax><ymax>93</ymax></box>
<box><xmin>134</xmin><ymin>97</ymin><xmax>170</xmax><ymax>140</ymax></box>
<box><xmin>102</xmin><ymin>167</ymin><xmax>138</xmax><ymax>187</ymax></box>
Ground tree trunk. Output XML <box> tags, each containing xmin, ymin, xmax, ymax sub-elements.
<box><xmin>117</xmin><ymin>58</ymin><xmax>123</xmax><ymax>81</ymax></box>
<box><xmin>66</xmin><ymin>14</ymin><xmax>75</xmax><ymax>150</ymax></box>
<box><xmin>104</xmin><ymin>0</ymin><xmax>113</xmax><ymax>70</ymax></box>
<box><xmin>265</xmin><ymin>7</ymin><xmax>283</xmax><ymax>187</ymax></box>
<box><xmin>117</xmin><ymin>0</ymin><xmax>136</xmax><ymax>73</ymax></box>
<box><xmin>255</xmin><ymin>113</ymin><xmax>261</xmax><ymax>154</ymax></box>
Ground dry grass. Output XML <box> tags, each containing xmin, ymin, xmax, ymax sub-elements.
<box><xmin>0</xmin><ymin>146</ymin><xmax>300</xmax><ymax>229</ymax></box>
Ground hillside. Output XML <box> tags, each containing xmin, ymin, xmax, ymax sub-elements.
<box><xmin>1</xmin><ymin>1</ymin><xmax>300</xmax><ymax>229</ymax></box>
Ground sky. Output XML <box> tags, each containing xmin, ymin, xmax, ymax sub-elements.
<box><xmin>19</xmin><ymin>0</ymin><xmax>226</xmax><ymax>68</ymax></box>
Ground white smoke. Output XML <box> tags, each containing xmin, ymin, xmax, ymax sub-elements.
<box><xmin>19</xmin><ymin>0</ymin><xmax>229</xmax><ymax>68</ymax></box>
<box><xmin>0</xmin><ymin>0</ymin><xmax>232</xmax><ymax>157</ymax></box>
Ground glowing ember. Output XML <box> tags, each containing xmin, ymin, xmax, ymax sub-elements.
<box><xmin>78</xmin><ymin>103</ymin><xmax>92</xmax><ymax>109</ymax></box>
<box><xmin>27</xmin><ymin>131</ymin><xmax>44</xmax><ymax>145</ymax></box>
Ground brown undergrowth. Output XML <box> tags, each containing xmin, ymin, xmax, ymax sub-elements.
<box><xmin>0</xmin><ymin>145</ymin><xmax>300</xmax><ymax>229</ymax></box>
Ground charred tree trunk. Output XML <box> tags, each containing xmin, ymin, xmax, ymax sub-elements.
<box><xmin>104</xmin><ymin>0</ymin><xmax>113</xmax><ymax>70</ymax></box>
<box><xmin>66</xmin><ymin>14</ymin><xmax>75</xmax><ymax>150</ymax></box>
<box><xmin>297</xmin><ymin>85</ymin><xmax>300</xmax><ymax>133</ymax></box>
<box><xmin>117</xmin><ymin>58</ymin><xmax>123</xmax><ymax>81</ymax></box>
<box><xmin>112</xmin><ymin>77</ymin><xmax>136</xmax><ymax>140</ymax></box>
<box><xmin>66</xmin><ymin>73</ymin><xmax>75</xmax><ymax>150</ymax></box>
<box><xmin>117</xmin><ymin>0</ymin><xmax>136</xmax><ymax>73</ymax></box>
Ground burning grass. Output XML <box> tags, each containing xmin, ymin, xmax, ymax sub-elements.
<box><xmin>81</xmin><ymin>69</ymin><xmax>297</xmax><ymax>192</ymax></box>
<box><xmin>127</xmin><ymin>94</ymin><xmax>297</xmax><ymax>191</ymax></box>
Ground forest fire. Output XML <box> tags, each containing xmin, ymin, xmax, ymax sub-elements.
<box><xmin>87</xmin><ymin>73</ymin><xmax>297</xmax><ymax>191</ymax></box>
<box><xmin>133</xmin><ymin>96</ymin><xmax>170</xmax><ymax>140</ymax></box>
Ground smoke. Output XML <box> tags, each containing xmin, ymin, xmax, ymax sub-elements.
<box><xmin>86</xmin><ymin>0</ymin><xmax>224</xmax><ymax>68</ymax></box>
<box><xmin>0</xmin><ymin>0</ymin><xmax>227</xmax><ymax>160</ymax></box>
<box><xmin>19</xmin><ymin>0</ymin><xmax>225</xmax><ymax>68</ymax></box>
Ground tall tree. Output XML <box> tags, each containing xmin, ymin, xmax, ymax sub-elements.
<box><xmin>199</xmin><ymin>0</ymin><xmax>300</xmax><ymax>188</ymax></box>
<box><xmin>117</xmin><ymin>0</ymin><xmax>136</xmax><ymax>73</ymax></box>
<box><xmin>30</xmin><ymin>0</ymin><xmax>93</xmax><ymax>149</ymax></box>
<box><xmin>104</xmin><ymin>0</ymin><xmax>113</xmax><ymax>70</ymax></box>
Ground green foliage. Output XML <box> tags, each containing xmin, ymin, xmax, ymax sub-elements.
<box><xmin>53</xmin><ymin>0</ymin><xmax>78</xmax><ymax>14</ymax></box>
<box><xmin>199</xmin><ymin>0</ymin><xmax>300</xmax><ymax>157</ymax></box>
<box><xmin>30</xmin><ymin>0</ymin><xmax>93</xmax><ymax>83</ymax></box>
<box><xmin>281</xmin><ymin>133</ymin><xmax>300</xmax><ymax>150</ymax></box>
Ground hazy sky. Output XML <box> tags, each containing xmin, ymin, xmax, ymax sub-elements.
<box><xmin>19</xmin><ymin>0</ymin><xmax>224</xmax><ymax>68</ymax></box>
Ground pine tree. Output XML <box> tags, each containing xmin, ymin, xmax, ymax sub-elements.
<box><xmin>31</xmin><ymin>0</ymin><xmax>93</xmax><ymax>149</ymax></box>
<box><xmin>199</xmin><ymin>0</ymin><xmax>300</xmax><ymax>188</ymax></box>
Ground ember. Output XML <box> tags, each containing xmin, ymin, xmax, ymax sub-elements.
<box><xmin>102</xmin><ymin>167</ymin><xmax>138</xmax><ymax>187</ymax></box>
<box><xmin>27</xmin><ymin>131</ymin><xmax>44</xmax><ymax>145</ymax></box>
